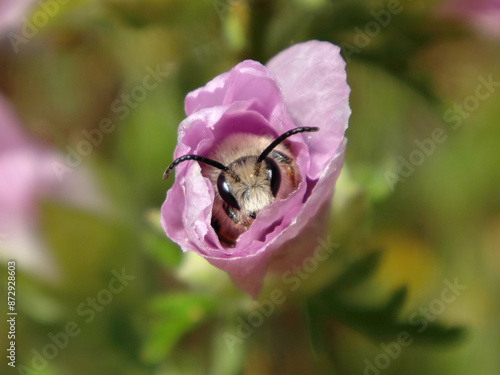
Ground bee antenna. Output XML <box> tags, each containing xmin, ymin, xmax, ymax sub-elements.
<box><xmin>256</xmin><ymin>126</ymin><xmax>319</xmax><ymax>164</ymax></box>
<box><xmin>163</xmin><ymin>154</ymin><xmax>229</xmax><ymax>180</ymax></box>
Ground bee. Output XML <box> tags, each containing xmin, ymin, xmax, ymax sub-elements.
<box><xmin>163</xmin><ymin>127</ymin><xmax>319</xmax><ymax>246</ymax></box>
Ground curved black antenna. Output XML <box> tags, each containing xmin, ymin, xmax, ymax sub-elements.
<box><xmin>163</xmin><ymin>154</ymin><xmax>229</xmax><ymax>180</ymax></box>
<box><xmin>256</xmin><ymin>126</ymin><xmax>319</xmax><ymax>164</ymax></box>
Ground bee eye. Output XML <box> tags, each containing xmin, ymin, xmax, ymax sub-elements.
<box><xmin>265</xmin><ymin>157</ymin><xmax>281</xmax><ymax>197</ymax></box>
<box><xmin>217</xmin><ymin>173</ymin><xmax>241</xmax><ymax>210</ymax></box>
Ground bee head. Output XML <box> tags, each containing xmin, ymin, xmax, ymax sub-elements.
<box><xmin>216</xmin><ymin>155</ymin><xmax>281</xmax><ymax>218</ymax></box>
<box><xmin>163</xmin><ymin>126</ymin><xmax>319</xmax><ymax>219</ymax></box>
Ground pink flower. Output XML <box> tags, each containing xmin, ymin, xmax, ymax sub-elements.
<box><xmin>0</xmin><ymin>0</ymin><xmax>36</xmax><ymax>36</ymax></box>
<box><xmin>438</xmin><ymin>0</ymin><xmax>500</xmax><ymax>38</ymax></box>
<box><xmin>161</xmin><ymin>40</ymin><xmax>350</xmax><ymax>298</ymax></box>
<box><xmin>0</xmin><ymin>94</ymin><xmax>107</xmax><ymax>280</ymax></box>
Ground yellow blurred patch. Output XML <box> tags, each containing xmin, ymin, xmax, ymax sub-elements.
<box><xmin>371</xmin><ymin>231</ymin><xmax>438</xmax><ymax>304</ymax></box>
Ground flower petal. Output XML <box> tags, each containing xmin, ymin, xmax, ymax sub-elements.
<box><xmin>438</xmin><ymin>0</ymin><xmax>500</xmax><ymax>38</ymax></box>
<box><xmin>185</xmin><ymin>60</ymin><xmax>285</xmax><ymax>122</ymax></box>
<box><xmin>0</xmin><ymin>0</ymin><xmax>36</xmax><ymax>36</ymax></box>
<box><xmin>266</xmin><ymin>40</ymin><xmax>351</xmax><ymax>180</ymax></box>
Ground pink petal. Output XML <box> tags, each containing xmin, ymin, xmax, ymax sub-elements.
<box><xmin>0</xmin><ymin>0</ymin><xmax>36</xmax><ymax>36</ymax></box>
<box><xmin>266</xmin><ymin>40</ymin><xmax>351</xmax><ymax>180</ymax></box>
<box><xmin>185</xmin><ymin>60</ymin><xmax>285</xmax><ymax>122</ymax></box>
<box><xmin>438</xmin><ymin>0</ymin><xmax>500</xmax><ymax>37</ymax></box>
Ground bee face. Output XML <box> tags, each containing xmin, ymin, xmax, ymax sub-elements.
<box><xmin>215</xmin><ymin>155</ymin><xmax>281</xmax><ymax>221</ymax></box>
<box><xmin>214</xmin><ymin>156</ymin><xmax>281</xmax><ymax>227</ymax></box>
<box><xmin>163</xmin><ymin>127</ymin><xmax>319</xmax><ymax>246</ymax></box>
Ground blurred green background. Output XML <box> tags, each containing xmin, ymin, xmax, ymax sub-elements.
<box><xmin>1</xmin><ymin>0</ymin><xmax>499</xmax><ymax>374</ymax></box>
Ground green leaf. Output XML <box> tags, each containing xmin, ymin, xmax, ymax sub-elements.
<box><xmin>141</xmin><ymin>293</ymin><xmax>217</xmax><ymax>363</ymax></box>
<box><xmin>306</xmin><ymin>252</ymin><xmax>466</xmax><ymax>354</ymax></box>
<box><xmin>142</xmin><ymin>231</ymin><xmax>182</xmax><ymax>269</ymax></box>
<box><xmin>328</xmin><ymin>251</ymin><xmax>382</xmax><ymax>292</ymax></box>
<box><xmin>306</xmin><ymin>284</ymin><xmax>465</xmax><ymax>353</ymax></box>
<box><xmin>383</xmin><ymin>286</ymin><xmax>408</xmax><ymax>320</ymax></box>
<box><xmin>304</xmin><ymin>301</ymin><xmax>326</xmax><ymax>355</ymax></box>
<box><xmin>396</xmin><ymin>320</ymin><xmax>466</xmax><ymax>346</ymax></box>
